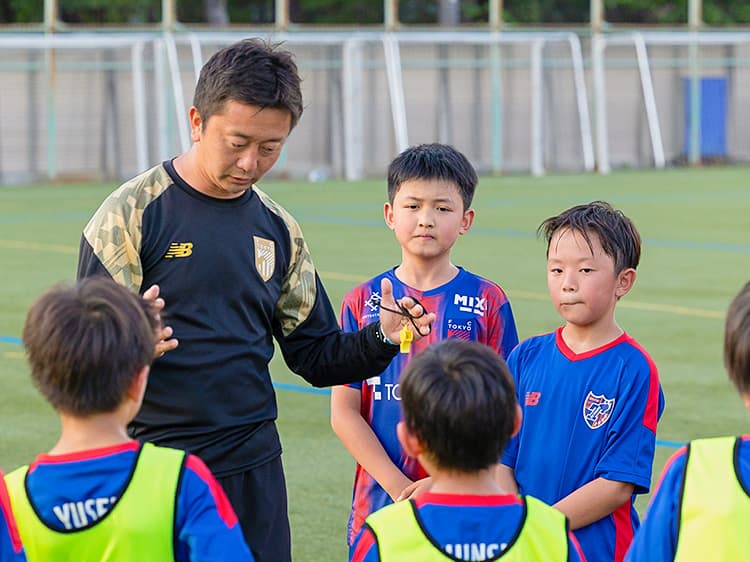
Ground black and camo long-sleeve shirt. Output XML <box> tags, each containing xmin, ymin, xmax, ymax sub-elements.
<box><xmin>77</xmin><ymin>160</ymin><xmax>396</xmax><ymax>477</ymax></box>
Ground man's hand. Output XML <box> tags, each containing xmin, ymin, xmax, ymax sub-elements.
<box><xmin>379</xmin><ymin>278</ymin><xmax>436</xmax><ymax>344</ymax></box>
<box><xmin>142</xmin><ymin>284</ymin><xmax>179</xmax><ymax>358</ymax></box>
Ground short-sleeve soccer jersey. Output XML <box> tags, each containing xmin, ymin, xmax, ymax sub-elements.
<box><xmin>9</xmin><ymin>441</ymin><xmax>252</xmax><ymax>561</ymax></box>
<box><xmin>625</xmin><ymin>436</ymin><xmax>750</xmax><ymax>562</ymax></box>
<box><xmin>0</xmin><ymin>475</ymin><xmax>24</xmax><ymax>562</ymax></box>
<box><xmin>502</xmin><ymin>327</ymin><xmax>664</xmax><ymax>562</ymax></box>
<box><xmin>340</xmin><ymin>267</ymin><xmax>518</xmax><ymax>545</ymax></box>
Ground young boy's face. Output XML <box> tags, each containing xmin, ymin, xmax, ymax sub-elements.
<box><xmin>384</xmin><ymin>179</ymin><xmax>473</xmax><ymax>263</ymax></box>
<box><xmin>546</xmin><ymin>228</ymin><xmax>633</xmax><ymax>329</ymax></box>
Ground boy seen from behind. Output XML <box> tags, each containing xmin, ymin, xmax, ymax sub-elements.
<box><xmin>331</xmin><ymin>144</ymin><xmax>518</xmax><ymax>553</ymax></box>
<box><xmin>352</xmin><ymin>339</ymin><xmax>586</xmax><ymax>561</ymax></box>
<box><xmin>5</xmin><ymin>277</ymin><xmax>254</xmax><ymax>561</ymax></box>
<box><xmin>498</xmin><ymin>202</ymin><xmax>664</xmax><ymax>562</ymax></box>
<box><xmin>625</xmin><ymin>280</ymin><xmax>750</xmax><ymax>561</ymax></box>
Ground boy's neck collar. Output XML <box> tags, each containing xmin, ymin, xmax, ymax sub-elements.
<box><xmin>393</xmin><ymin>262</ymin><xmax>460</xmax><ymax>292</ymax></box>
<box><xmin>557</xmin><ymin>324</ymin><xmax>627</xmax><ymax>357</ymax></box>
<box><xmin>426</xmin><ymin>466</ymin><xmax>504</xmax><ymax>496</ymax></box>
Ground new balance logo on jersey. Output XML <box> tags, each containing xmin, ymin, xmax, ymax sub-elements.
<box><xmin>582</xmin><ymin>391</ymin><xmax>615</xmax><ymax>429</ymax></box>
<box><xmin>453</xmin><ymin>294</ymin><xmax>486</xmax><ymax>316</ymax></box>
<box><xmin>525</xmin><ymin>391</ymin><xmax>541</xmax><ymax>406</ymax></box>
<box><xmin>365</xmin><ymin>376</ymin><xmax>400</xmax><ymax>401</ymax></box>
<box><xmin>164</xmin><ymin>242</ymin><xmax>193</xmax><ymax>258</ymax></box>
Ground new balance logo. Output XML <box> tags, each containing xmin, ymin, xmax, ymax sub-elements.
<box><xmin>525</xmin><ymin>391</ymin><xmax>541</xmax><ymax>406</ymax></box>
<box><xmin>164</xmin><ymin>242</ymin><xmax>193</xmax><ymax>258</ymax></box>
<box><xmin>453</xmin><ymin>294</ymin><xmax>486</xmax><ymax>316</ymax></box>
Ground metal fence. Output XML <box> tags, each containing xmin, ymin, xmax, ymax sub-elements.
<box><xmin>0</xmin><ymin>30</ymin><xmax>748</xmax><ymax>183</ymax></box>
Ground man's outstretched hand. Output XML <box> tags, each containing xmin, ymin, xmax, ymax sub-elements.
<box><xmin>378</xmin><ymin>278</ymin><xmax>436</xmax><ymax>344</ymax></box>
<box><xmin>142</xmin><ymin>284</ymin><xmax>179</xmax><ymax>358</ymax></box>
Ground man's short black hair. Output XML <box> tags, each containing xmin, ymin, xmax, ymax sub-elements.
<box><xmin>387</xmin><ymin>143</ymin><xmax>477</xmax><ymax>210</ymax></box>
<box><xmin>194</xmin><ymin>38</ymin><xmax>303</xmax><ymax>131</ymax></box>
<box><xmin>537</xmin><ymin>200</ymin><xmax>641</xmax><ymax>273</ymax></box>
<box><xmin>400</xmin><ymin>340</ymin><xmax>517</xmax><ymax>472</ymax></box>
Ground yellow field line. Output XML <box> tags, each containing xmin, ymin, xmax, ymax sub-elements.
<box><xmin>319</xmin><ymin>272</ymin><xmax>724</xmax><ymax>320</ymax></box>
<box><xmin>0</xmin><ymin>240</ymin><xmax>77</xmax><ymax>254</ymax></box>
<box><xmin>0</xmin><ymin>247</ymin><xmax>722</xmax><ymax>320</ymax></box>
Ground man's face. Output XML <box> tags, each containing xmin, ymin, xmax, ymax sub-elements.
<box><xmin>189</xmin><ymin>100</ymin><xmax>291</xmax><ymax>199</ymax></box>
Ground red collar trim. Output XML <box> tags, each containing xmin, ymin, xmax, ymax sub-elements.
<box><xmin>555</xmin><ymin>326</ymin><xmax>629</xmax><ymax>361</ymax></box>
<box><xmin>415</xmin><ymin>491</ymin><xmax>521</xmax><ymax>508</ymax></box>
<box><xmin>30</xmin><ymin>441</ymin><xmax>140</xmax><ymax>470</ymax></box>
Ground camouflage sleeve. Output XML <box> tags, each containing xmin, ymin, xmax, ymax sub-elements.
<box><xmin>252</xmin><ymin>187</ymin><xmax>397</xmax><ymax>387</ymax></box>
<box><xmin>252</xmin><ymin>187</ymin><xmax>318</xmax><ymax>337</ymax></box>
<box><xmin>77</xmin><ymin>165</ymin><xmax>172</xmax><ymax>292</ymax></box>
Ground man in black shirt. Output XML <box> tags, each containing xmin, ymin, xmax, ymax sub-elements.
<box><xmin>77</xmin><ymin>38</ymin><xmax>434</xmax><ymax>562</ymax></box>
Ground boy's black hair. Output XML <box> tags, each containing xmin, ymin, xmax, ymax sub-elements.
<box><xmin>537</xmin><ymin>200</ymin><xmax>641</xmax><ymax>273</ymax></box>
<box><xmin>22</xmin><ymin>277</ymin><xmax>159</xmax><ymax>416</ymax></box>
<box><xmin>194</xmin><ymin>38</ymin><xmax>303</xmax><ymax>131</ymax></box>
<box><xmin>399</xmin><ymin>340</ymin><xmax>517</xmax><ymax>472</ymax></box>
<box><xmin>725</xmin><ymin>281</ymin><xmax>750</xmax><ymax>395</ymax></box>
<box><xmin>387</xmin><ymin>143</ymin><xmax>477</xmax><ymax>210</ymax></box>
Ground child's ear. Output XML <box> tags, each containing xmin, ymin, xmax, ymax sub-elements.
<box><xmin>127</xmin><ymin>366</ymin><xmax>150</xmax><ymax>404</ymax></box>
<box><xmin>384</xmin><ymin>202</ymin><xmax>395</xmax><ymax>231</ymax></box>
<box><xmin>459</xmin><ymin>208</ymin><xmax>475</xmax><ymax>235</ymax></box>
<box><xmin>511</xmin><ymin>404</ymin><xmax>523</xmax><ymax>438</ymax></box>
<box><xmin>615</xmin><ymin>268</ymin><xmax>637</xmax><ymax>299</ymax></box>
<box><xmin>397</xmin><ymin>421</ymin><xmax>425</xmax><ymax>459</ymax></box>
<box><xmin>742</xmin><ymin>393</ymin><xmax>750</xmax><ymax>413</ymax></box>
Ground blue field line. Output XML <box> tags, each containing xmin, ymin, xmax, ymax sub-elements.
<box><xmin>0</xmin><ymin>336</ymin><xmax>21</xmax><ymax>345</ymax></box>
<box><xmin>0</xmin><ymin>334</ymin><xmax>693</xmax><ymax>450</ymax></box>
<box><xmin>272</xmin><ymin>381</ymin><xmax>331</xmax><ymax>396</ymax></box>
<box><xmin>655</xmin><ymin>439</ymin><xmax>684</xmax><ymax>449</ymax></box>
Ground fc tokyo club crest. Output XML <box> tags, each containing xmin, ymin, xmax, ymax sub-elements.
<box><xmin>582</xmin><ymin>391</ymin><xmax>615</xmax><ymax>430</ymax></box>
<box><xmin>253</xmin><ymin>236</ymin><xmax>275</xmax><ymax>282</ymax></box>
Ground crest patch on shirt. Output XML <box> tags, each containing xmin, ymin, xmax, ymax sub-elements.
<box><xmin>582</xmin><ymin>391</ymin><xmax>615</xmax><ymax>429</ymax></box>
<box><xmin>253</xmin><ymin>236</ymin><xmax>275</xmax><ymax>282</ymax></box>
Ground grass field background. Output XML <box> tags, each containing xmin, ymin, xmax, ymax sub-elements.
<box><xmin>1</xmin><ymin>167</ymin><xmax>749</xmax><ymax>560</ymax></box>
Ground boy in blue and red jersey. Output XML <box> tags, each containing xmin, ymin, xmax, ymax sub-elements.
<box><xmin>352</xmin><ymin>339</ymin><xmax>586</xmax><ymax>561</ymax></box>
<box><xmin>0</xmin><ymin>477</ymin><xmax>24</xmax><ymax>562</ymax></box>
<box><xmin>626</xmin><ymin>280</ymin><xmax>750</xmax><ymax>561</ymax></box>
<box><xmin>498</xmin><ymin>201</ymin><xmax>664</xmax><ymax>562</ymax></box>
<box><xmin>4</xmin><ymin>278</ymin><xmax>253</xmax><ymax>561</ymax></box>
<box><xmin>331</xmin><ymin>144</ymin><xmax>518</xmax><ymax>553</ymax></box>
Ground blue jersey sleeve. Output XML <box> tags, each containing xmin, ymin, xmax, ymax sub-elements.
<box><xmin>594</xmin><ymin>350</ymin><xmax>662</xmax><ymax>493</ymax></box>
<box><xmin>175</xmin><ymin>455</ymin><xmax>254</xmax><ymax>562</ymax></box>
<box><xmin>500</xmin><ymin>346</ymin><xmax>522</xmax><ymax>468</ymax></box>
<box><xmin>625</xmin><ymin>447</ymin><xmax>686</xmax><ymax>562</ymax></box>
<box><xmin>498</xmin><ymin>301</ymin><xmax>519</xmax><ymax>359</ymax></box>
<box><xmin>0</xmin><ymin>477</ymin><xmax>25</xmax><ymax>562</ymax></box>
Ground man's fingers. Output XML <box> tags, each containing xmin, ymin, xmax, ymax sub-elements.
<box><xmin>380</xmin><ymin>277</ymin><xmax>394</xmax><ymax>304</ymax></box>
<box><xmin>142</xmin><ymin>284</ymin><xmax>159</xmax><ymax>301</ymax></box>
<box><xmin>149</xmin><ymin>297</ymin><xmax>165</xmax><ymax>312</ymax></box>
